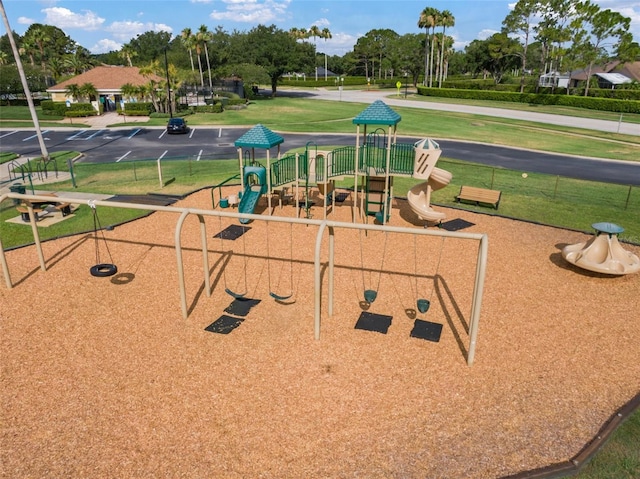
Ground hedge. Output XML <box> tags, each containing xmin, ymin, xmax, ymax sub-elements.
<box><xmin>416</xmin><ymin>87</ymin><xmax>640</xmax><ymax>113</ymax></box>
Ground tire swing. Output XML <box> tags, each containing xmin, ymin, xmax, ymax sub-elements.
<box><xmin>88</xmin><ymin>200</ymin><xmax>118</xmax><ymax>278</ymax></box>
<box><xmin>266</xmin><ymin>221</ymin><xmax>294</xmax><ymax>303</ymax></box>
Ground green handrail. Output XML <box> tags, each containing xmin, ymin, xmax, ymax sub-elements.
<box><xmin>210</xmin><ymin>174</ymin><xmax>241</xmax><ymax>208</ymax></box>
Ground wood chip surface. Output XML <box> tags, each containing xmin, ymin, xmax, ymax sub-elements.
<box><xmin>1</xmin><ymin>188</ymin><xmax>638</xmax><ymax>478</ymax></box>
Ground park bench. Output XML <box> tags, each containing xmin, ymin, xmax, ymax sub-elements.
<box><xmin>456</xmin><ymin>186</ymin><xmax>502</xmax><ymax>209</ymax></box>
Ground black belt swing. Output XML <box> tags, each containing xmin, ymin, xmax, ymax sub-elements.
<box><xmin>89</xmin><ymin>200</ymin><xmax>118</xmax><ymax>277</ymax></box>
<box><xmin>217</xmin><ymin>216</ymin><xmax>249</xmax><ymax>299</ymax></box>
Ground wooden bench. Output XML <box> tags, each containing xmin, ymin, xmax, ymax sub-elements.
<box><xmin>456</xmin><ymin>186</ymin><xmax>502</xmax><ymax>209</ymax></box>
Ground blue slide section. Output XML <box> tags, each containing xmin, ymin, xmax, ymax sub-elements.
<box><xmin>237</xmin><ymin>184</ymin><xmax>261</xmax><ymax>224</ymax></box>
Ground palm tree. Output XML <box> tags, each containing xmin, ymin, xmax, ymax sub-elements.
<box><xmin>197</xmin><ymin>25</ymin><xmax>213</xmax><ymax>92</ymax></box>
<box><xmin>308</xmin><ymin>25</ymin><xmax>322</xmax><ymax>80</ymax></box>
<box><xmin>64</xmin><ymin>83</ymin><xmax>82</xmax><ymax>102</ymax></box>
<box><xmin>118</xmin><ymin>43</ymin><xmax>137</xmax><ymax>67</ymax></box>
<box><xmin>29</xmin><ymin>25</ymin><xmax>50</xmax><ymax>71</ymax></box>
<box><xmin>180</xmin><ymin>27</ymin><xmax>195</xmax><ymax>72</ymax></box>
<box><xmin>193</xmin><ymin>33</ymin><xmax>204</xmax><ymax>88</ymax></box>
<box><xmin>438</xmin><ymin>10</ymin><xmax>454</xmax><ymax>88</ymax></box>
<box><xmin>79</xmin><ymin>82</ymin><xmax>98</xmax><ymax>104</ymax></box>
<box><xmin>321</xmin><ymin>27</ymin><xmax>332</xmax><ymax>80</ymax></box>
<box><xmin>418</xmin><ymin>7</ymin><xmax>438</xmax><ymax>86</ymax></box>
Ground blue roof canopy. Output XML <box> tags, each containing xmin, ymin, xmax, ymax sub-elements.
<box><xmin>352</xmin><ymin>100</ymin><xmax>401</xmax><ymax>126</ymax></box>
<box><xmin>234</xmin><ymin>124</ymin><xmax>284</xmax><ymax>148</ymax></box>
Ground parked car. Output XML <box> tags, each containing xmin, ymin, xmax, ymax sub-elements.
<box><xmin>167</xmin><ymin>117</ymin><xmax>189</xmax><ymax>134</ymax></box>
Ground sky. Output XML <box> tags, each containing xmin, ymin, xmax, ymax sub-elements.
<box><xmin>1</xmin><ymin>0</ymin><xmax>639</xmax><ymax>56</ymax></box>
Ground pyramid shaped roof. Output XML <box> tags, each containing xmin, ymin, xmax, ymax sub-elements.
<box><xmin>234</xmin><ymin>124</ymin><xmax>284</xmax><ymax>148</ymax></box>
<box><xmin>352</xmin><ymin>100</ymin><xmax>401</xmax><ymax>126</ymax></box>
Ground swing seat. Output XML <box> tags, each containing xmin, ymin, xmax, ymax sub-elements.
<box><xmin>417</xmin><ymin>299</ymin><xmax>431</xmax><ymax>314</ymax></box>
<box><xmin>225</xmin><ymin>288</ymin><xmax>247</xmax><ymax>299</ymax></box>
<box><xmin>269</xmin><ymin>291</ymin><xmax>293</xmax><ymax>302</ymax></box>
<box><xmin>364</xmin><ymin>289</ymin><xmax>377</xmax><ymax>304</ymax></box>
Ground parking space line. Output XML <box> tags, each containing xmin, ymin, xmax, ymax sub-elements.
<box><xmin>197</xmin><ymin>149</ymin><xmax>203</xmax><ymax>161</ymax></box>
<box><xmin>158</xmin><ymin>150</ymin><xmax>168</xmax><ymax>160</ymax></box>
<box><xmin>189</xmin><ymin>129</ymin><xmax>195</xmax><ymax>139</ymax></box>
<box><xmin>86</xmin><ymin>129</ymin><xmax>104</xmax><ymax>139</ymax></box>
<box><xmin>218</xmin><ymin>128</ymin><xmax>222</xmax><ymax>137</ymax></box>
<box><xmin>128</xmin><ymin>128</ymin><xmax>141</xmax><ymax>139</ymax></box>
<box><xmin>0</xmin><ymin>131</ymin><xmax>18</xmax><ymax>139</ymax></box>
<box><xmin>159</xmin><ymin>130</ymin><xmax>167</xmax><ymax>139</ymax></box>
<box><xmin>116</xmin><ymin>151</ymin><xmax>132</xmax><ymax>162</ymax></box>
<box><xmin>66</xmin><ymin>129</ymin><xmax>88</xmax><ymax>140</ymax></box>
<box><xmin>23</xmin><ymin>130</ymin><xmax>49</xmax><ymax>141</ymax></box>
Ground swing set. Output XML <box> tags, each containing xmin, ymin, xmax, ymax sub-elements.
<box><xmin>358</xmin><ymin>228</ymin><xmax>445</xmax><ymax>317</ymax></box>
<box><xmin>217</xmin><ymin>215</ymin><xmax>295</xmax><ymax>302</ymax></box>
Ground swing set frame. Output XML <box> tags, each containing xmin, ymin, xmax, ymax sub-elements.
<box><xmin>0</xmin><ymin>192</ymin><xmax>488</xmax><ymax>367</ymax></box>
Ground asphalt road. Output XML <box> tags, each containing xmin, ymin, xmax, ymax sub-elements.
<box><xmin>2</xmin><ymin>126</ymin><xmax>640</xmax><ymax>186</ymax></box>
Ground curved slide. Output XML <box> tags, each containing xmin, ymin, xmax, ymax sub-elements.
<box><xmin>407</xmin><ymin>166</ymin><xmax>452</xmax><ymax>223</ymax></box>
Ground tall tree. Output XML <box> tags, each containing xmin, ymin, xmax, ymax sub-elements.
<box><xmin>321</xmin><ymin>27</ymin><xmax>332</xmax><ymax>80</ymax></box>
<box><xmin>197</xmin><ymin>24</ymin><xmax>213</xmax><ymax>91</ymax></box>
<box><xmin>181</xmin><ymin>27</ymin><xmax>195</xmax><ymax>72</ymax></box>
<box><xmin>438</xmin><ymin>10</ymin><xmax>455</xmax><ymax>87</ymax></box>
<box><xmin>234</xmin><ymin>24</ymin><xmax>311</xmax><ymax>96</ymax></box>
<box><xmin>308</xmin><ymin>25</ymin><xmax>322</xmax><ymax>80</ymax></box>
<box><xmin>118</xmin><ymin>43</ymin><xmax>137</xmax><ymax>67</ymax></box>
<box><xmin>574</xmin><ymin>6</ymin><xmax>632</xmax><ymax>96</ymax></box>
<box><xmin>418</xmin><ymin>7</ymin><xmax>439</xmax><ymax>86</ymax></box>
<box><xmin>502</xmin><ymin>0</ymin><xmax>540</xmax><ymax>93</ymax></box>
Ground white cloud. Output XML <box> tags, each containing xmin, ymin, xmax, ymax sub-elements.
<box><xmin>42</xmin><ymin>7</ymin><xmax>105</xmax><ymax>31</ymax></box>
<box><xmin>310</xmin><ymin>18</ymin><xmax>330</xmax><ymax>29</ymax></box>
<box><xmin>17</xmin><ymin>16</ymin><xmax>34</xmax><ymax>25</ymax></box>
<box><xmin>90</xmin><ymin>38</ymin><xmax>122</xmax><ymax>54</ymax></box>
<box><xmin>477</xmin><ymin>28</ymin><xmax>498</xmax><ymax>41</ymax></box>
<box><xmin>105</xmin><ymin>21</ymin><xmax>173</xmax><ymax>42</ymax></box>
<box><xmin>209</xmin><ymin>0</ymin><xmax>291</xmax><ymax>23</ymax></box>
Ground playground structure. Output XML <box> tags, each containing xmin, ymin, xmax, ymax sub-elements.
<box><xmin>562</xmin><ymin>222</ymin><xmax>640</xmax><ymax>275</ymax></box>
<box><xmin>230</xmin><ymin>100</ymin><xmax>451</xmax><ymax>224</ymax></box>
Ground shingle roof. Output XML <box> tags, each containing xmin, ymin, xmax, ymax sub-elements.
<box><xmin>47</xmin><ymin>66</ymin><xmax>163</xmax><ymax>91</ymax></box>
<box><xmin>353</xmin><ymin>100</ymin><xmax>401</xmax><ymax>126</ymax></box>
<box><xmin>234</xmin><ymin>124</ymin><xmax>284</xmax><ymax>148</ymax></box>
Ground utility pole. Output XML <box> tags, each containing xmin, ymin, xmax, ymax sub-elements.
<box><xmin>0</xmin><ymin>0</ymin><xmax>50</xmax><ymax>161</ymax></box>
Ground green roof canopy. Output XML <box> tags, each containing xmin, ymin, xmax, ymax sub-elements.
<box><xmin>352</xmin><ymin>100</ymin><xmax>401</xmax><ymax>126</ymax></box>
<box><xmin>234</xmin><ymin>124</ymin><xmax>284</xmax><ymax>148</ymax></box>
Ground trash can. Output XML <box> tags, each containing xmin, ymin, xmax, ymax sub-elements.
<box><xmin>9</xmin><ymin>183</ymin><xmax>25</xmax><ymax>205</ymax></box>
<box><xmin>219</xmin><ymin>197</ymin><xmax>229</xmax><ymax>208</ymax></box>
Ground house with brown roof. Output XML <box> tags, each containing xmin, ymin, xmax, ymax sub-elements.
<box><xmin>569</xmin><ymin>60</ymin><xmax>640</xmax><ymax>89</ymax></box>
<box><xmin>46</xmin><ymin>65</ymin><xmax>163</xmax><ymax>111</ymax></box>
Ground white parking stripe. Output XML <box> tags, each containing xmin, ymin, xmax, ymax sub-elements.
<box><xmin>158</xmin><ymin>150</ymin><xmax>168</xmax><ymax>160</ymax></box>
<box><xmin>159</xmin><ymin>130</ymin><xmax>167</xmax><ymax>139</ymax></box>
<box><xmin>0</xmin><ymin>131</ymin><xmax>18</xmax><ymax>139</ymax></box>
<box><xmin>197</xmin><ymin>149</ymin><xmax>203</xmax><ymax>161</ymax></box>
<box><xmin>23</xmin><ymin>130</ymin><xmax>49</xmax><ymax>141</ymax></box>
<box><xmin>128</xmin><ymin>128</ymin><xmax>141</xmax><ymax>139</ymax></box>
<box><xmin>189</xmin><ymin>128</ymin><xmax>195</xmax><ymax>138</ymax></box>
<box><xmin>116</xmin><ymin>151</ymin><xmax>131</xmax><ymax>162</ymax></box>
<box><xmin>66</xmin><ymin>130</ymin><xmax>87</xmax><ymax>140</ymax></box>
<box><xmin>218</xmin><ymin>128</ymin><xmax>222</xmax><ymax>137</ymax></box>
<box><xmin>86</xmin><ymin>129</ymin><xmax>104</xmax><ymax>139</ymax></box>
